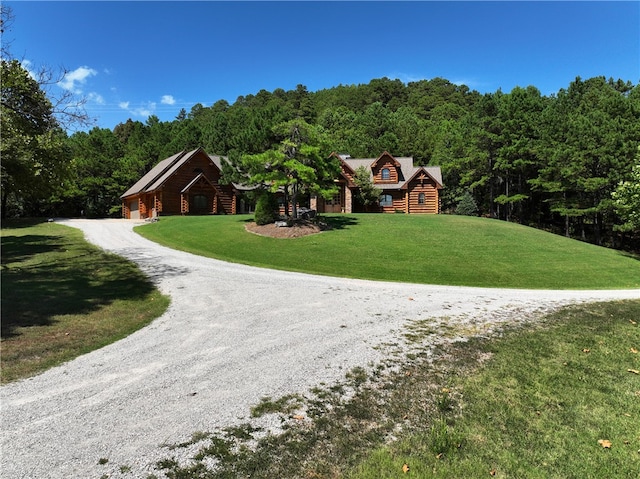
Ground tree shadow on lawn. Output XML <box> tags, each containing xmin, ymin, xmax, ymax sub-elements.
<box><xmin>238</xmin><ymin>215</ymin><xmax>359</xmax><ymax>230</ymax></box>
<box><xmin>618</xmin><ymin>250</ymin><xmax>640</xmax><ymax>262</ymax></box>
<box><xmin>0</xmin><ymin>234</ymin><xmax>65</xmax><ymax>266</ymax></box>
<box><xmin>321</xmin><ymin>215</ymin><xmax>359</xmax><ymax>230</ymax></box>
<box><xmin>0</xmin><ymin>218</ymin><xmax>48</xmax><ymax>230</ymax></box>
<box><xmin>1</xmin><ymin>236</ymin><xmax>156</xmax><ymax>339</ymax></box>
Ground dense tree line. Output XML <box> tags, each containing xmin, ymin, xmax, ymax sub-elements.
<box><xmin>2</xmin><ymin>13</ymin><xmax>638</xmax><ymax>250</ymax></box>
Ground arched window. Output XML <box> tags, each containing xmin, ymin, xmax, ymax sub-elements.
<box><xmin>418</xmin><ymin>193</ymin><xmax>425</xmax><ymax>204</ymax></box>
<box><xmin>381</xmin><ymin>168</ymin><xmax>390</xmax><ymax>180</ymax></box>
<box><xmin>380</xmin><ymin>194</ymin><xmax>393</xmax><ymax>207</ymax></box>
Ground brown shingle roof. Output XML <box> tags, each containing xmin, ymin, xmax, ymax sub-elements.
<box><xmin>120</xmin><ymin>150</ymin><xmax>187</xmax><ymax>199</ymax></box>
<box><xmin>342</xmin><ymin>154</ymin><xmax>443</xmax><ymax>189</ymax></box>
<box><xmin>145</xmin><ymin>148</ymin><xmax>202</xmax><ymax>192</ymax></box>
<box><xmin>120</xmin><ymin>147</ymin><xmax>231</xmax><ymax>199</ymax></box>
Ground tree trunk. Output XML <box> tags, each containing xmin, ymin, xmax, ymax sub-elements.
<box><xmin>489</xmin><ymin>157</ymin><xmax>496</xmax><ymax>218</ymax></box>
<box><xmin>291</xmin><ymin>184</ymin><xmax>299</xmax><ymax>219</ymax></box>
<box><xmin>283</xmin><ymin>185</ymin><xmax>290</xmax><ymax>218</ymax></box>
<box><xmin>594</xmin><ymin>212</ymin><xmax>602</xmax><ymax>245</ymax></box>
<box><xmin>1</xmin><ymin>188</ymin><xmax>7</xmax><ymax>220</ymax></box>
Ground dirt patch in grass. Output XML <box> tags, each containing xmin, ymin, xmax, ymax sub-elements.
<box><xmin>245</xmin><ymin>220</ymin><xmax>329</xmax><ymax>238</ymax></box>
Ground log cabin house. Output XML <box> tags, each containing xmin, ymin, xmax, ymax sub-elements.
<box><xmin>121</xmin><ymin>149</ymin><xmax>443</xmax><ymax>219</ymax></box>
<box><xmin>120</xmin><ymin>147</ymin><xmax>250</xmax><ymax>219</ymax></box>
<box><xmin>311</xmin><ymin>152</ymin><xmax>443</xmax><ymax>214</ymax></box>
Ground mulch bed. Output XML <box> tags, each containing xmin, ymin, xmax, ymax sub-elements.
<box><xmin>245</xmin><ymin>220</ymin><xmax>329</xmax><ymax>238</ymax></box>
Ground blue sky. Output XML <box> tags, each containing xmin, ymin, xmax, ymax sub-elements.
<box><xmin>6</xmin><ymin>1</ymin><xmax>639</xmax><ymax>131</ymax></box>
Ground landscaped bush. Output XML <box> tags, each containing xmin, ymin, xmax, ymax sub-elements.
<box><xmin>254</xmin><ymin>193</ymin><xmax>279</xmax><ymax>225</ymax></box>
<box><xmin>456</xmin><ymin>191</ymin><xmax>478</xmax><ymax>216</ymax></box>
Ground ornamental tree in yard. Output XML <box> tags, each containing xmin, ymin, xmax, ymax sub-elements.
<box><xmin>456</xmin><ymin>190</ymin><xmax>479</xmax><ymax>216</ymax></box>
<box><xmin>353</xmin><ymin>165</ymin><xmax>379</xmax><ymax>210</ymax></box>
<box><xmin>232</xmin><ymin>119</ymin><xmax>341</xmax><ymax>219</ymax></box>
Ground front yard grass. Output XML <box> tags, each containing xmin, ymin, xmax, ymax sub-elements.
<box><xmin>348</xmin><ymin>300</ymin><xmax>640</xmax><ymax>479</ymax></box>
<box><xmin>136</xmin><ymin>214</ymin><xmax>640</xmax><ymax>289</ymax></box>
<box><xmin>1</xmin><ymin>220</ymin><xmax>169</xmax><ymax>383</ymax></box>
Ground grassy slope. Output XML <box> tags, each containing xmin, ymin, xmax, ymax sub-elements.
<box><xmin>348</xmin><ymin>301</ymin><xmax>640</xmax><ymax>479</ymax></box>
<box><xmin>1</xmin><ymin>220</ymin><xmax>170</xmax><ymax>383</ymax></box>
<box><xmin>136</xmin><ymin>214</ymin><xmax>640</xmax><ymax>289</ymax></box>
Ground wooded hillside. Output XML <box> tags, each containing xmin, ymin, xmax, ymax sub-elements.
<box><xmin>4</xmin><ymin>73</ymin><xmax>640</xmax><ymax>250</ymax></box>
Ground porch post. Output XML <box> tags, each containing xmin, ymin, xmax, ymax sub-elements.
<box><xmin>181</xmin><ymin>193</ymin><xmax>188</xmax><ymax>215</ymax></box>
<box><xmin>344</xmin><ymin>186</ymin><xmax>352</xmax><ymax>213</ymax></box>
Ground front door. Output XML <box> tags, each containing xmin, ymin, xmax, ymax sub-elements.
<box><xmin>192</xmin><ymin>194</ymin><xmax>209</xmax><ymax>214</ymax></box>
<box><xmin>324</xmin><ymin>192</ymin><xmax>342</xmax><ymax>213</ymax></box>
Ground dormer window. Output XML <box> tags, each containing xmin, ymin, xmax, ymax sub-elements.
<box><xmin>381</xmin><ymin>168</ymin><xmax>390</xmax><ymax>180</ymax></box>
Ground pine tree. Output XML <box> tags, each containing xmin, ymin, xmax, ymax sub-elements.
<box><xmin>456</xmin><ymin>191</ymin><xmax>478</xmax><ymax>216</ymax></box>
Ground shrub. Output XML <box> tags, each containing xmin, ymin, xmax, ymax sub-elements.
<box><xmin>456</xmin><ymin>190</ymin><xmax>478</xmax><ymax>216</ymax></box>
<box><xmin>254</xmin><ymin>192</ymin><xmax>279</xmax><ymax>225</ymax></box>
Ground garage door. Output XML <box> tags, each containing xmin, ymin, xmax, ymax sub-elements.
<box><xmin>129</xmin><ymin>200</ymin><xmax>140</xmax><ymax>219</ymax></box>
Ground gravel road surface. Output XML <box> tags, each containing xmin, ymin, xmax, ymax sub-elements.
<box><xmin>2</xmin><ymin>218</ymin><xmax>639</xmax><ymax>478</ymax></box>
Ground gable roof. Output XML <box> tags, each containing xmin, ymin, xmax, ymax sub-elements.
<box><xmin>370</xmin><ymin>151</ymin><xmax>402</xmax><ymax>169</ymax></box>
<box><xmin>121</xmin><ymin>149</ymin><xmax>188</xmax><ymax>199</ymax></box>
<box><xmin>121</xmin><ymin>147</ymin><xmax>229</xmax><ymax>199</ymax></box>
<box><xmin>403</xmin><ymin>166</ymin><xmax>444</xmax><ymax>189</ymax></box>
<box><xmin>338</xmin><ymin>152</ymin><xmax>443</xmax><ymax>190</ymax></box>
<box><xmin>180</xmin><ymin>172</ymin><xmax>221</xmax><ymax>194</ymax></box>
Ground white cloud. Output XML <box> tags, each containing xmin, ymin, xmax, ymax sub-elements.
<box><xmin>452</xmin><ymin>78</ymin><xmax>476</xmax><ymax>88</ymax></box>
<box><xmin>133</xmin><ymin>103</ymin><xmax>156</xmax><ymax>117</ymax></box>
<box><xmin>59</xmin><ymin>66</ymin><xmax>97</xmax><ymax>93</ymax></box>
<box><xmin>87</xmin><ymin>92</ymin><xmax>105</xmax><ymax>105</ymax></box>
<box><xmin>386</xmin><ymin>72</ymin><xmax>428</xmax><ymax>84</ymax></box>
<box><xmin>20</xmin><ymin>59</ymin><xmax>37</xmax><ymax>80</ymax></box>
<box><xmin>161</xmin><ymin>95</ymin><xmax>176</xmax><ymax>105</ymax></box>
<box><xmin>119</xmin><ymin>101</ymin><xmax>157</xmax><ymax>118</ymax></box>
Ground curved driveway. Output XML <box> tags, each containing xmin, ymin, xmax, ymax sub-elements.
<box><xmin>2</xmin><ymin>219</ymin><xmax>639</xmax><ymax>478</ymax></box>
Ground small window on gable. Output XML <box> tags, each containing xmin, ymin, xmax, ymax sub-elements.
<box><xmin>381</xmin><ymin>168</ymin><xmax>390</xmax><ymax>180</ymax></box>
<box><xmin>193</xmin><ymin>167</ymin><xmax>203</xmax><ymax>173</ymax></box>
<box><xmin>380</xmin><ymin>194</ymin><xmax>393</xmax><ymax>207</ymax></box>
<box><xmin>418</xmin><ymin>193</ymin><xmax>425</xmax><ymax>204</ymax></box>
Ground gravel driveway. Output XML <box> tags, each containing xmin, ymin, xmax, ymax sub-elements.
<box><xmin>2</xmin><ymin>218</ymin><xmax>639</xmax><ymax>479</ymax></box>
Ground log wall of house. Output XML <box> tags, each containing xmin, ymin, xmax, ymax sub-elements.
<box><xmin>407</xmin><ymin>179</ymin><xmax>439</xmax><ymax>214</ymax></box>
<box><xmin>157</xmin><ymin>152</ymin><xmax>236</xmax><ymax>215</ymax></box>
<box><xmin>372</xmin><ymin>159</ymin><xmax>399</xmax><ymax>184</ymax></box>
<box><xmin>140</xmin><ymin>194</ymin><xmax>151</xmax><ymax>218</ymax></box>
<box><xmin>381</xmin><ymin>191</ymin><xmax>405</xmax><ymax>213</ymax></box>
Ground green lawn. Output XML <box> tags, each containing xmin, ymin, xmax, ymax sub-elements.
<box><xmin>1</xmin><ymin>220</ymin><xmax>170</xmax><ymax>383</ymax></box>
<box><xmin>136</xmin><ymin>214</ymin><xmax>640</xmax><ymax>289</ymax></box>
<box><xmin>348</xmin><ymin>300</ymin><xmax>640</xmax><ymax>479</ymax></box>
